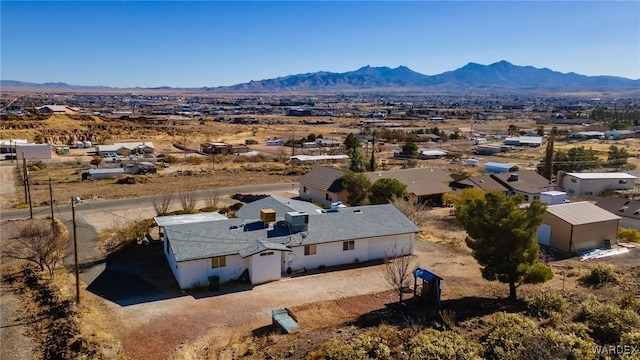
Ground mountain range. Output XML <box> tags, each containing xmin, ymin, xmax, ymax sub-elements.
<box><xmin>3</xmin><ymin>61</ymin><xmax>639</xmax><ymax>93</ymax></box>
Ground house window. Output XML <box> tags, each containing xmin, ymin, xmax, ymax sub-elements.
<box><xmin>568</xmin><ymin>189</ymin><xmax>575</xmax><ymax>195</ymax></box>
<box><xmin>570</xmin><ymin>178</ymin><xmax>577</xmax><ymax>183</ymax></box>
<box><xmin>326</xmin><ymin>193</ymin><xmax>332</xmax><ymax>201</ymax></box>
<box><xmin>304</xmin><ymin>244</ymin><xmax>317</xmax><ymax>256</ymax></box>
<box><xmin>303</xmin><ymin>186</ymin><xmax>308</xmax><ymax>193</ymax></box>
<box><xmin>260</xmin><ymin>251</ymin><xmax>274</xmax><ymax>256</ymax></box>
<box><xmin>523</xmin><ymin>195</ymin><xmax>530</xmax><ymax>201</ymax></box>
<box><xmin>211</xmin><ymin>256</ymin><xmax>226</xmax><ymax>268</ymax></box>
<box><xmin>343</xmin><ymin>240</ymin><xmax>355</xmax><ymax>251</ymax></box>
<box><xmin>619</xmin><ymin>180</ymin><xmax>628</xmax><ymax>184</ymax></box>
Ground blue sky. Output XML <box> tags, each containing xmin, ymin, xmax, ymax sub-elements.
<box><xmin>2</xmin><ymin>1</ymin><xmax>639</xmax><ymax>88</ymax></box>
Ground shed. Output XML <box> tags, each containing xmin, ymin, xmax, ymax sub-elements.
<box><xmin>484</xmin><ymin>162</ymin><xmax>518</xmax><ymax>174</ymax></box>
<box><xmin>413</xmin><ymin>268</ymin><xmax>443</xmax><ymax>308</ymax></box>
<box><xmin>539</xmin><ymin>202</ymin><xmax>620</xmax><ymax>254</ymax></box>
<box><xmin>88</xmin><ymin>168</ymin><xmax>125</xmax><ymax>180</ymax></box>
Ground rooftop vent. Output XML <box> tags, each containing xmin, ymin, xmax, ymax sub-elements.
<box><xmin>508</xmin><ymin>173</ymin><xmax>519</xmax><ymax>182</ymax></box>
<box><xmin>260</xmin><ymin>208</ymin><xmax>276</xmax><ymax>223</ymax></box>
<box><xmin>619</xmin><ymin>206</ymin><xmax>628</xmax><ymax>212</ymax></box>
<box><xmin>353</xmin><ymin>209</ymin><xmax>362</xmax><ymax>214</ymax></box>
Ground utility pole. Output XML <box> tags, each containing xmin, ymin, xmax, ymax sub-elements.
<box><xmin>71</xmin><ymin>196</ymin><xmax>81</xmax><ymax>304</ymax></box>
<box><xmin>291</xmin><ymin>125</ymin><xmax>295</xmax><ymax>157</ymax></box>
<box><xmin>49</xmin><ymin>178</ymin><xmax>55</xmax><ymax>228</ymax></box>
<box><xmin>22</xmin><ymin>155</ymin><xmax>27</xmax><ymax>203</ymax></box>
<box><xmin>23</xmin><ymin>154</ymin><xmax>32</xmax><ymax>219</ymax></box>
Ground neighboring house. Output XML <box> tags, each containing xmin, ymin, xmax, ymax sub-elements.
<box><xmin>365</xmin><ymin>167</ymin><xmax>453</xmax><ymax>205</ymax></box>
<box><xmin>558</xmin><ymin>172</ymin><xmax>637</xmax><ymax>196</ymax></box>
<box><xmin>595</xmin><ymin>197</ymin><xmax>640</xmax><ymax>231</ymax></box>
<box><xmin>298</xmin><ymin>166</ymin><xmax>348</xmax><ymax>207</ymax></box>
<box><xmin>491</xmin><ymin>170</ymin><xmax>556</xmax><ymax>203</ymax></box>
<box><xmin>537</xmin><ymin>202</ymin><xmax>620</xmax><ymax>254</ymax></box>
<box><xmin>290</xmin><ymin>154</ymin><xmax>349</xmax><ymax>166</ymax></box>
<box><xmin>503</xmin><ymin>136</ymin><xmax>543</xmax><ymax>147</ymax></box>
<box><xmin>96</xmin><ymin>142</ymin><xmax>155</xmax><ymax>156</ymax></box>
<box><xmin>450</xmin><ymin>174</ymin><xmax>509</xmax><ymax>194</ymax></box>
<box><xmin>37</xmin><ymin>105</ymin><xmax>79</xmax><ymax>115</ymax></box>
<box><xmin>160</xmin><ymin>204</ymin><xmax>421</xmax><ymax>290</ymax></box>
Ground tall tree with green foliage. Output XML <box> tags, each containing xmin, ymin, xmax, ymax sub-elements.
<box><xmin>608</xmin><ymin>145</ymin><xmax>630</xmax><ymax>169</ymax></box>
<box><xmin>369</xmin><ymin>178</ymin><xmax>407</xmax><ymax>205</ymax></box>
<box><xmin>553</xmin><ymin>146</ymin><xmax>601</xmax><ymax>173</ymax></box>
<box><xmin>455</xmin><ymin>192</ymin><xmax>553</xmax><ymax>301</ymax></box>
<box><xmin>344</xmin><ymin>133</ymin><xmax>361</xmax><ymax>151</ymax></box>
<box><xmin>347</xmin><ymin>147</ymin><xmax>367</xmax><ymax>173</ymax></box>
<box><xmin>342</xmin><ymin>170</ymin><xmax>371</xmax><ymax>206</ymax></box>
<box><xmin>401</xmin><ymin>141</ymin><xmax>419</xmax><ymax>158</ymax></box>
<box><xmin>540</xmin><ymin>135</ymin><xmax>554</xmax><ymax>180</ymax></box>
<box><xmin>369</xmin><ymin>137</ymin><xmax>377</xmax><ymax>171</ymax></box>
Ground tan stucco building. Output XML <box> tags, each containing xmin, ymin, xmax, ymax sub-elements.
<box><xmin>538</xmin><ymin>202</ymin><xmax>620</xmax><ymax>253</ymax></box>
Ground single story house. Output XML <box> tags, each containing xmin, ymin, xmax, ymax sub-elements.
<box><xmin>595</xmin><ymin>196</ymin><xmax>640</xmax><ymax>231</ymax></box>
<box><xmin>605</xmin><ymin>130</ymin><xmax>636</xmax><ymax>140</ymax></box>
<box><xmin>491</xmin><ymin>170</ymin><xmax>556</xmax><ymax>203</ymax></box>
<box><xmin>504</xmin><ymin>136</ymin><xmax>542</xmax><ymax>147</ymax></box>
<box><xmin>537</xmin><ymin>202</ymin><xmax>620</xmax><ymax>254</ymax></box>
<box><xmin>365</xmin><ymin>167</ymin><xmax>453</xmax><ymax>205</ymax></box>
<box><xmin>37</xmin><ymin>105</ymin><xmax>79</xmax><ymax>115</ymax></box>
<box><xmin>290</xmin><ymin>154</ymin><xmax>349</xmax><ymax>166</ymax></box>
<box><xmin>558</xmin><ymin>172</ymin><xmax>637</xmax><ymax>197</ymax></box>
<box><xmin>298</xmin><ymin>166</ymin><xmax>349</xmax><ymax>207</ymax></box>
<box><xmin>161</xmin><ymin>204</ymin><xmax>421</xmax><ymax>289</ymax></box>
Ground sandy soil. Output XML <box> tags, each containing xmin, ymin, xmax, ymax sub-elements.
<box><xmin>0</xmin><ymin>164</ymin><xmax>19</xmax><ymax>209</ymax></box>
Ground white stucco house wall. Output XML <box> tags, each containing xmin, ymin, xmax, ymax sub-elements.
<box><xmin>559</xmin><ymin>172</ymin><xmax>637</xmax><ymax>197</ymax></box>
<box><xmin>159</xmin><ymin>202</ymin><xmax>421</xmax><ymax>290</ymax></box>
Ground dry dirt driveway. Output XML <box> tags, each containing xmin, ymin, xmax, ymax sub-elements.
<box><xmin>100</xmin><ymin>239</ymin><xmax>487</xmax><ymax>360</ymax></box>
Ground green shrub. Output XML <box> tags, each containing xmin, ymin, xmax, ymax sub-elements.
<box><xmin>409</xmin><ymin>328</ymin><xmax>481</xmax><ymax>360</ymax></box>
<box><xmin>481</xmin><ymin>312</ymin><xmax>595</xmax><ymax>360</ymax></box>
<box><xmin>185</xmin><ymin>156</ymin><xmax>204</xmax><ymax>165</ymax></box>
<box><xmin>579</xmin><ymin>264</ymin><xmax>622</xmax><ymax>287</ymax></box>
<box><xmin>618</xmin><ymin>227</ymin><xmax>640</xmax><ymax>243</ymax></box>
<box><xmin>525</xmin><ymin>287</ymin><xmax>567</xmax><ymax>318</ymax></box>
<box><xmin>165</xmin><ymin>155</ymin><xmax>179</xmax><ymax>164</ymax></box>
<box><xmin>616</xmin><ymin>293</ymin><xmax>640</xmax><ymax>314</ymax></box>
<box><xmin>579</xmin><ymin>296</ymin><xmax>640</xmax><ymax>344</ymax></box>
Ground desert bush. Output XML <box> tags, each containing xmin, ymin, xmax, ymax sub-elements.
<box><xmin>165</xmin><ymin>155</ymin><xmax>179</xmax><ymax>164</ymax></box>
<box><xmin>579</xmin><ymin>264</ymin><xmax>622</xmax><ymax>287</ymax></box>
<box><xmin>185</xmin><ymin>156</ymin><xmax>204</xmax><ymax>165</ymax></box>
<box><xmin>617</xmin><ymin>293</ymin><xmax>640</xmax><ymax>313</ymax></box>
<box><xmin>409</xmin><ymin>328</ymin><xmax>481</xmax><ymax>360</ymax></box>
<box><xmin>481</xmin><ymin>312</ymin><xmax>595</xmax><ymax>360</ymax></box>
<box><xmin>579</xmin><ymin>295</ymin><xmax>640</xmax><ymax>344</ymax></box>
<box><xmin>619</xmin><ymin>331</ymin><xmax>640</xmax><ymax>360</ymax></box>
<box><xmin>618</xmin><ymin>227</ymin><xmax>640</xmax><ymax>243</ymax></box>
<box><xmin>525</xmin><ymin>287</ymin><xmax>567</xmax><ymax>318</ymax></box>
<box><xmin>98</xmin><ymin>219</ymin><xmax>154</xmax><ymax>254</ymax></box>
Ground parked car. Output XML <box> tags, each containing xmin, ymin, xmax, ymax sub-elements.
<box><xmin>143</xmin><ymin>153</ymin><xmax>154</xmax><ymax>158</ymax></box>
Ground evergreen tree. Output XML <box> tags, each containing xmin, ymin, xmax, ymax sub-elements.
<box><xmin>456</xmin><ymin>192</ymin><xmax>553</xmax><ymax>301</ymax></box>
<box><xmin>369</xmin><ymin>178</ymin><xmax>406</xmax><ymax>205</ymax></box>
<box><xmin>342</xmin><ymin>170</ymin><xmax>371</xmax><ymax>206</ymax></box>
<box><xmin>347</xmin><ymin>147</ymin><xmax>367</xmax><ymax>173</ymax></box>
<box><xmin>401</xmin><ymin>141</ymin><xmax>419</xmax><ymax>158</ymax></box>
<box><xmin>344</xmin><ymin>133</ymin><xmax>360</xmax><ymax>151</ymax></box>
<box><xmin>540</xmin><ymin>136</ymin><xmax>554</xmax><ymax>180</ymax></box>
<box><xmin>608</xmin><ymin>145</ymin><xmax>631</xmax><ymax>169</ymax></box>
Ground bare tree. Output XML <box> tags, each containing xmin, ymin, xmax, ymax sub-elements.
<box><xmin>2</xmin><ymin>219</ymin><xmax>69</xmax><ymax>277</ymax></box>
<box><xmin>152</xmin><ymin>193</ymin><xmax>173</xmax><ymax>215</ymax></box>
<box><xmin>390</xmin><ymin>195</ymin><xmax>429</xmax><ymax>227</ymax></box>
<box><xmin>204</xmin><ymin>189</ymin><xmax>223</xmax><ymax>209</ymax></box>
<box><xmin>179</xmin><ymin>190</ymin><xmax>198</xmax><ymax>212</ymax></box>
<box><xmin>383</xmin><ymin>242</ymin><xmax>414</xmax><ymax>304</ymax></box>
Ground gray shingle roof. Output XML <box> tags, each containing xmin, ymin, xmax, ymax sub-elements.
<box><xmin>164</xmin><ymin>204</ymin><xmax>421</xmax><ymax>262</ymax></box>
<box><xmin>365</xmin><ymin>167</ymin><xmax>453</xmax><ymax>196</ymax></box>
<box><xmin>235</xmin><ymin>196</ymin><xmax>321</xmax><ymax>220</ymax></box>
<box><xmin>491</xmin><ymin>170</ymin><xmax>554</xmax><ymax>195</ymax></box>
<box><xmin>595</xmin><ymin>196</ymin><xmax>640</xmax><ymax>220</ymax></box>
<box><xmin>297</xmin><ymin>166</ymin><xmax>345</xmax><ymax>193</ymax></box>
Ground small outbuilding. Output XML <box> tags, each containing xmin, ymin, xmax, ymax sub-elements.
<box><xmin>413</xmin><ymin>268</ymin><xmax>443</xmax><ymax>308</ymax></box>
<box><xmin>484</xmin><ymin>162</ymin><xmax>518</xmax><ymax>174</ymax></box>
<box><xmin>537</xmin><ymin>202</ymin><xmax>620</xmax><ymax>254</ymax></box>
